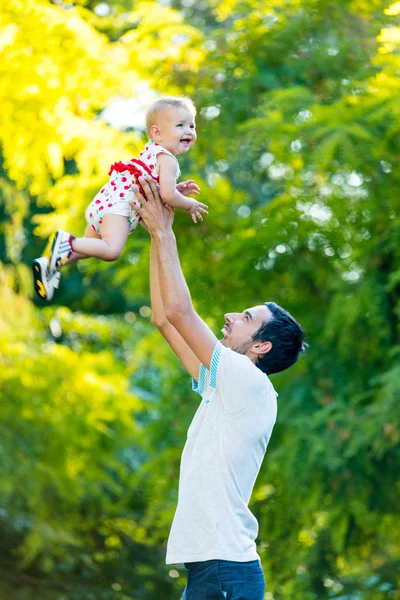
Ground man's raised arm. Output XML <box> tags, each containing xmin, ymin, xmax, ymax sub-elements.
<box><xmin>149</xmin><ymin>236</ymin><xmax>201</xmax><ymax>381</ymax></box>
<box><xmin>134</xmin><ymin>177</ymin><xmax>218</xmax><ymax>371</ymax></box>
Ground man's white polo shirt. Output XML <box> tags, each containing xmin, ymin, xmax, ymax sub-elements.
<box><xmin>166</xmin><ymin>341</ymin><xmax>278</xmax><ymax>564</ymax></box>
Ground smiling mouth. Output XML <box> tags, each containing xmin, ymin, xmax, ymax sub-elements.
<box><xmin>180</xmin><ymin>138</ymin><xmax>192</xmax><ymax>144</ymax></box>
<box><xmin>221</xmin><ymin>325</ymin><xmax>230</xmax><ymax>338</ymax></box>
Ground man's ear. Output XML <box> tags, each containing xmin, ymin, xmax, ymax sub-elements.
<box><xmin>251</xmin><ymin>340</ymin><xmax>272</xmax><ymax>357</ymax></box>
<box><xmin>150</xmin><ymin>124</ymin><xmax>162</xmax><ymax>142</ymax></box>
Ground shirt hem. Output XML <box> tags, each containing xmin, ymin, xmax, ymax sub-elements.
<box><xmin>166</xmin><ymin>550</ymin><xmax>260</xmax><ymax>565</ymax></box>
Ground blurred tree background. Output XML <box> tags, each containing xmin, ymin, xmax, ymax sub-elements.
<box><xmin>1</xmin><ymin>0</ymin><xmax>399</xmax><ymax>598</ymax></box>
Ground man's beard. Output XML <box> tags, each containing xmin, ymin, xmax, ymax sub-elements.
<box><xmin>221</xmin><ymin>336</ymin><xmax>253</xmax><ymax>355</ymax></box>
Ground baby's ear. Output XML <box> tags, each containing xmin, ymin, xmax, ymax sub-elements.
<box><xmin>151</xmin><ymin>124</ymin><xmax>162</xmax><ymax>142</ymax></box>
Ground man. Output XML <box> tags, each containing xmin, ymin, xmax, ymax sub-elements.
<box><xmin>133</xmin><ymin>177</ymin><xmax>306</xmax><ymax>600</ymax></box>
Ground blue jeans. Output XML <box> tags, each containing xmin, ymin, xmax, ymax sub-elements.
<box><xmin>182</xmin><ymin>559</ymin><xmax>265</xmax><ymax>600</ymax></box>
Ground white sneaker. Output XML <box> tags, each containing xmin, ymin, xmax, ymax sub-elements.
<box><xmin>32</xmin><ymin>256</ymin><xmax>60</xmax><ymax>301</ymax></box>
<box><xmin>49</xmin><ymin>230</ymin><xmax>75</xmax><ymax>272</ymax></box>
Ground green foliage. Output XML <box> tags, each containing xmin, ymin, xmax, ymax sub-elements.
<box><xmin>1</xmin><ymin>0</ymin><xmax>400</xmax><ymax>598</ymax></box>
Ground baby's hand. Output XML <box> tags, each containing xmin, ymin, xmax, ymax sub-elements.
<box><xmin>177</xmin><ymin>180</ymin><xmax>201</xmax><ymax>197</ymax></box>
<box><xmin>187</xmin><ymin>199</ymin><xmax>208</xmax><ymax>224</ymax></box>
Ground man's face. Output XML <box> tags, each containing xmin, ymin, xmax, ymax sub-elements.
<box><xmin>220</xmin><ymin>304</ymin><xmax>273</xmax><ymax>355</ymax></box>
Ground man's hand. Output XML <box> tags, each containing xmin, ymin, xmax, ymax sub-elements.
<box><xmin>176</xmin><ymin>180</ymin><xmax>201</xmax><ymax>197</ymax></box>
<box><xmin>131</xmin><ymin>177</ymin><xmax>174</xmax><ymax>236</ymax></box>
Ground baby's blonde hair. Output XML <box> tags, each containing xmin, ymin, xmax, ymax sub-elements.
<box><xmin>146</xmin><ymin>96</ymin><xmax>196</xmax><ymax>139</ymax></box>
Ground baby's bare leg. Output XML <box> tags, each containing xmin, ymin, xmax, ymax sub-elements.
<box><xmin>60</xmin><ymin>225</ymin><xmax>100</xmax><ymax>267</ymax></box>
<box><xmin>70</xmin><ymin>215</ymin><xmax>130</xmax><ymax>262</ymax></box>
<box><xmin>60</xmin><ymin>217</ymin><xmax>130</xmax><ymax>268</ymax></box>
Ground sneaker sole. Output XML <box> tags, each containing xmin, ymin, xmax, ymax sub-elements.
<box><xmin>32</xmin><ymin>259</ymin><xmax>52</xmax><ymax>300</ymax></box>
<box><xmin>49</xmin><ymin>230</ymin><xmax>63</xmax><ymax>273</ymax></box>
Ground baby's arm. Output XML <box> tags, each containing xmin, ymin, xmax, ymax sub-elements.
<box><xmin>157</xmin><ymin>153</ymin><xmax>194</xmax><ymax>209</ymax></box>
<box><xmin>157</xmin><ymin>154</ymin><xmax>208</xmax><ymax>222</ymax></box>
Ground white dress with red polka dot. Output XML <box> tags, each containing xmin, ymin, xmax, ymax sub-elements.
<box><xmin>85</xmin><ymin>141</ymin><xmax>181</xmax><ymax>234</ymax></box>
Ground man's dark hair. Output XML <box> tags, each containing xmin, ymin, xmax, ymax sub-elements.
<box><xmin>252</xmin><ymin>302</ymin><xmax>306</xmax><ymax>375</ymax></box>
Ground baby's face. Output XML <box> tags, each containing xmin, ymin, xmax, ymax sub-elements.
<box><xmin>153</xmin><ymin>107</ymin><xmax>197</xmax><ymax>155</ymax></box>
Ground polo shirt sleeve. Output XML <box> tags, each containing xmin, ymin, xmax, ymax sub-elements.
<box><xmin>191</xmin><ymin>342</ymin><xmax>222</xmax><ymax>397</ymax></box>
<box><xmin>192</xmin><ymin>361</ymin><xmax>210</xmax><ymax>395</ymax></box>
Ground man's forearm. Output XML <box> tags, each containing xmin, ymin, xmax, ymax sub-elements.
<box><xmin>152</xmin><ymin>230</ymin><xmax>192</xmax><ymax>318</ymax></box>
<box><xmin>149</xmin><ymin>240</ymin><xmax>168</xmax><ymax>328</ymax></box>
<box><xmin>148</xmin><ymin>232</ymin><xmax>201</xmax><ymax>379</ymax></box>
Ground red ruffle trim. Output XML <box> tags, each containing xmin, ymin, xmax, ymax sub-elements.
<box><xmin>108</xmin><ymin>159</ymin><xmax>159</xmax><ymax>200</ymax></box>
